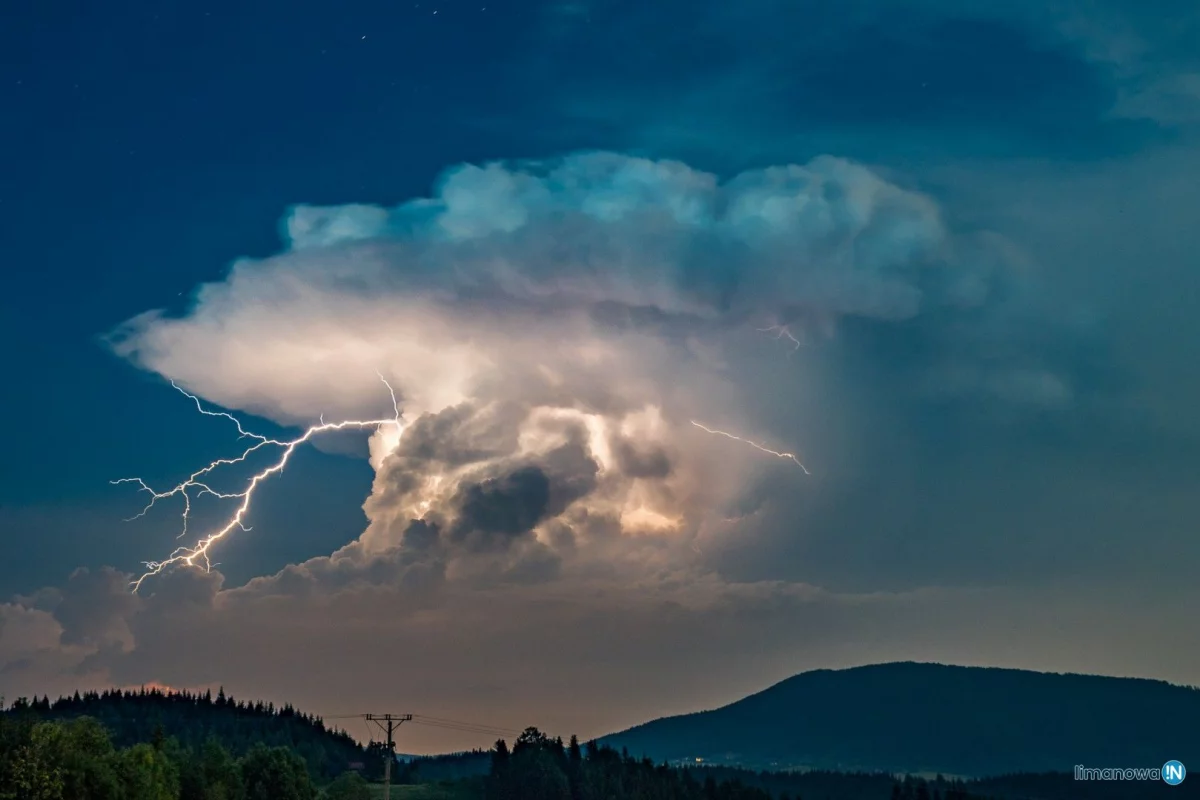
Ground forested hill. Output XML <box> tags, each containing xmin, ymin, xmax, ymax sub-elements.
<box><xmin>602</xmin><ymin>661</ymin><xmax>1200</xmax><ymax>776</ymax></box>
<box><xmin>4</xmin><ymin>687</ymin><xmax>367</xmax><ymax>780</ymax></box>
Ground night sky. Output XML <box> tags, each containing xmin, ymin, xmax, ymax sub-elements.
<box><xmin>2</xmin><ymin>0</ymin><xmax>1199</xmax><ymax>753</ymax></box>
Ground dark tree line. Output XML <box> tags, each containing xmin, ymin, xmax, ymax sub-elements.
<box><xmin>673</xmin><ymin>768</ymin><xmax>985</xmax><ymax>800</ymax></box>
<box><xmin>0</xmin><ymin>712</ymin><xmax>339</xmax><ymax>800</ymax></box>
<box><xmin>488</xmin><ymin>727</ymin><xmax>784</xmax><ymax>800</ymax></box>
<box><xmin>5</xmin><ymin>688</ymin><xmax>367</xmax><ymax>782</ymax></box>
<box><xmin>5</xmin><ymin>693</ymin><xmax>1180</xmax><ymax>800</ymax></box>
<box><xmin>482</xmin><ymin>729</ymin><xmax>1033</xmax><ymax>800</ymax></box>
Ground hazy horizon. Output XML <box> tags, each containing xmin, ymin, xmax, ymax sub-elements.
<box><xmin>34</xmin><ymin>658</ymin><xmax>1200</xmax><ymax>755</ymax></box>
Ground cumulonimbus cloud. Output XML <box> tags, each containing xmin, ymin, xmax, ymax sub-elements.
<box><xmin>95</xmin><ymin>150</ymin><xmax>1062</xmax><ymax>599</ymax></box>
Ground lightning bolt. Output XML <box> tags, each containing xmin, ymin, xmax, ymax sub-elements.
<box><xmin>114</xmin><ymin>377</ymin><xmax>403</xmax><ymax>593</ymax></box>
<box><xmin>757</xmin><ymin>324</ymin><xmax>802</xmax><ymax>352</ymax></box>
<box><xmin>690</xmin><ymin>421</ymin><xmax>810</xmax><ymax>475</ymax></box>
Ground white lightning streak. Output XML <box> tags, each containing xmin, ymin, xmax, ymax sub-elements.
<box><xmin>690</xmin><ymin>421</ymin><xmax>810</xmax><ymax>475</ymax></box>
<box><xmin>114</xmin><ymin>377</ymin><xmax>403</xmax><ymax>592</ymax></box>
<box><xmin>757</xmin><ymin>324</ymin><xmax>802</xmax><ymax>351</ymax></box>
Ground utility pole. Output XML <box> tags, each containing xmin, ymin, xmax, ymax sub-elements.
<box><xmin>365</xmin><ymin>713</ymin><xmax>412</xmax><ymax>800</ymax></box>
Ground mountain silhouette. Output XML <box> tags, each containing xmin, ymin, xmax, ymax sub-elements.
<box><xmin>601</xmin><ymin>662</ymin><xmax>1200</xmax><ymax>776</ymax></box>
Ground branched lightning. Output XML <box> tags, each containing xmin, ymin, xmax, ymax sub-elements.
<box><xmin>690</xmin><ymin>421</ymin><xmax>810</xmax><ymax>474</ymax></box>
<box><xmin>114</xmin><ymin>378</ymin><xmax>403</xmax><ymax>593</ymax></box>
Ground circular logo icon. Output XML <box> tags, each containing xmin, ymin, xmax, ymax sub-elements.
<box><xmin>1163</xmin><ymin>760</ymin><xmax>1186</xmax><ymax>786</ymax></box>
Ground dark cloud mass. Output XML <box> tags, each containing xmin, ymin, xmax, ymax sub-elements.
<box><xmin>1</xmin><ymin>0</ymin><xmax>1198</xmax><ymax>754</ymax></box>
<box><xmin>612</xmin><ymin>439</ymin><xmax>673</xmax><ymax>481</ymax></box>
<box><xmin>453</xmin><ymin>467</ymin><xmax>554</xmax><ymax>544</ymax></box>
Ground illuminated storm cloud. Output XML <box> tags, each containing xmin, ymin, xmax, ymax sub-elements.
<box><xmin>106</xmin><ymin>151</ymin><xmax>1036</xmax><ymax>588</ymax></box>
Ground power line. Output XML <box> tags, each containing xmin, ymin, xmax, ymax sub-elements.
<box><xmin>410</xmin><ymin>714</ymin><xmax>519</xmax><ymax>737</ymax></box>
<box><xmin>324</xmin><ymin>712</ymin><xmax>519</xmax><ymax>738</ymax></box>
<box><xmin>359</xmin><ymin>716</ymin><xmax>374</xmax><ymax>750</ymax></box>
<box><xmin>412</xmin><ymin>713</ymin><xmax>516</xmax><ymax>730</ymax></box>
<box><xmin>410</xmin><ymin>722</ymin><xmax>511</xmax><ymax>737</ymax></box>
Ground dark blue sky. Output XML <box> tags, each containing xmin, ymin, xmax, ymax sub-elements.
<box><xmin>2</xmin><ymin>0</ymin><xmax>1199</xmax><ymax>747</ymax></box>
<box><xmin>2</xmin><ymin>0</ymin><xmax>539</xmax><ymax>589</ymax></box>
